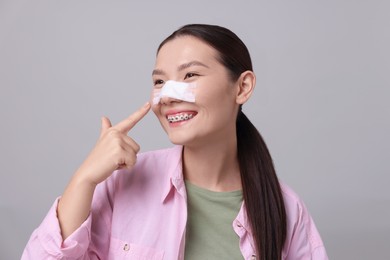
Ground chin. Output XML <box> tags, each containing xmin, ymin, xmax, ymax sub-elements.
<box><xmin>167</xmin><ymin>131</ymin><xmax>196</xmax><ymax>146</ymax></box>
<box><xmin>167</xmin><ymin>135</ymin><xmax>189</xmax><ymax>146</ymax></box>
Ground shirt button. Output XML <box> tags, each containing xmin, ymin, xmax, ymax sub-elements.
<box><xmin>123</xmin><ymin>243</ymin><xmax>130</xmax><ymax>251</ymax></box>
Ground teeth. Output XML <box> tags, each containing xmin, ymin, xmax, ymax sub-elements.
<box><xmin>167</xmin><ymin>113</ymin><xmax>194</xmax><ymax>123</ymax></box>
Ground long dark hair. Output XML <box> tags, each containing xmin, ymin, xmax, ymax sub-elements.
<box><xmin>158</xmin><ymin>24</ymin><xmax>287</xmax><ymax>260</ymax></box>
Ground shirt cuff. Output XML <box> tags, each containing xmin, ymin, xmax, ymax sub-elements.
<box><xmin>36</xmin><ymin>197</ymin><xmax>92</xmax><ymax>258</ymax></box>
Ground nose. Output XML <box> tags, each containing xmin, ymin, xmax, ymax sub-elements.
<box><xmin>160</xmin><ymin>95</ymin><xmax>181</xmax><ymax>105</ymax></box>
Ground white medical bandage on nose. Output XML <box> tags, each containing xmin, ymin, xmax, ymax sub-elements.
<box><xmin>152</xmin><ymin>80</ymin><xmax>196</xmax><ymax>105</ymax></box>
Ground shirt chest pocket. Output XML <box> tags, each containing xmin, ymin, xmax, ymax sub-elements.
<box><xmin>108</xmin><ymin>237</ymin><xmax>165</xmax><ymax>260</ymax></box>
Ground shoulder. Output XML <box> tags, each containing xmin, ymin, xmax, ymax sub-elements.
<box><xmin>280</xmin><ymin>182</ymin><xmax>304</xmax><ymax>209</ymax></box>
<box><xmin>279</xmin><ymin>182</ymin><xmax>312</xmax><ymax>225</ymax></box>
<box><xmin>100</xmin><ymin>146</ymin><xmax>182</xmax><ymax>202</ymax></box>
<box><xmin>280</xmin><ymin>182</ymin><xmax>328</xmax><ymax>259</ymax></box>
<box><xmin>113</xmin><ymin>145</ymin><xmax>182</xmax><ymax>181</ymax></box>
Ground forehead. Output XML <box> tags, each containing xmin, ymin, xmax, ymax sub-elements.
<box><xmin>155</xmin><ymin>36</ymin><xmax>219</xmax><ymax>67</ymax></box>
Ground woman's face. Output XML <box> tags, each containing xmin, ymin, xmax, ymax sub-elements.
<box><xmin>151</xmin><ymin>36</ymin><xmax>240</xmax><ymax>147</ymax></box>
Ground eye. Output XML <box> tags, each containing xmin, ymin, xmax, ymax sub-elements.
<box><xmin>184</xmin><ymin>72</ymin><xmax>198</xmax><ymax>80</ymax></box>
<box><xmin>154</xmin><ymin>79</ymin><xmax>164</xmax><ymax>86</ymax></box>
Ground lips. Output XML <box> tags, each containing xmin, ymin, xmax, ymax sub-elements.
<box><xmin>166</xmin><ymin>112</ymin><xmax>197</xmax><ymax>123</ymax></box>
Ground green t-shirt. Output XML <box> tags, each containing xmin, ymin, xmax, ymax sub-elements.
<box><xmin>184</xmin><ymin>181</ymin><xmax>244</xmax><ymax>260</ymax></box>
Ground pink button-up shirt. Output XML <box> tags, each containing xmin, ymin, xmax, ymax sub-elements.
<box><xmin>22</xmin><ymin>145</ymin><xmax>328</xmax><ymax>259</ymax></box>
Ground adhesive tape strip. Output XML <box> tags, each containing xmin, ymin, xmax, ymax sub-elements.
<box><xmin>153</xmin><ymin>80</ymin><xmax>196</xmax><ymax>105</ymax></box>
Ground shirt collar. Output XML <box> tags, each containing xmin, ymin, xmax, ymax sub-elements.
<box><xmin>159</xmin><ymin>145</ymin><xmax>252</xmax><ymax>233</ymax></box>
<box><xmin>161</xmin><ymin>145</ymin><xmax>185</xmax><ymax>203</ymax></box>
<box><xmin>236</xmin><ymin>201</ymin><xmax>251</xmax><ymax>230</ymax></box>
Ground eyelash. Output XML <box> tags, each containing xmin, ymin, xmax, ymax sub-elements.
<box><xmin>153</xmin><ymin>72</ymin><xmax>199</xmax><ymax>86</ymax></box>
<box><xmin>184</xmin><ymin>72</ymin><xmax>199</xmax><ymax>79</ymax></box>
<box><xmin>154</xmin><ymin>79</ymin><xmax>164</xmax><ymax>86</ymax></box>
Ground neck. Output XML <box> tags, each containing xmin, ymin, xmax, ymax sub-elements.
<box><xmin>182</xmin><ymin>134</ymin><xmax>241</xmax><ymax>192</ymax></box>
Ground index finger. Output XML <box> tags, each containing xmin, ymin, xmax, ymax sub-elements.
<box><xmin>114</xmin><ymin>102</ymin><xmax>151</xmax><ymax>133</ymax></box>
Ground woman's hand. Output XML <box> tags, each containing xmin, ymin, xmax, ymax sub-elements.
<box><xmin>58</xmin><ymin>102</ymin><xmax>150</xmax><ymax>240</ymax></box>
<box><xmin>75</xmin><ymin>102</ymin><xmax>151</xmax><ymax>186</ymax></box>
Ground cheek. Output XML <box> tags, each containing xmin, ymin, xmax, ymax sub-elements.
<box><xmin>196</xmin><ymin>84</ymin><xmax>235</xmax><ymax>107</ymax></box>
<box><xmin>151</xmin><ymin>106</ymin><xmax>163</xmax><ymax>121</ymax></box>
<box><xmin>197</xmin><ymin>87</ymin><xmax>238</xmax><ymax>123</ymax></box>
<box><xmin>152</xmin><ymin>105</ymin><xmax>169</xmax><ymax>131</ymax></box>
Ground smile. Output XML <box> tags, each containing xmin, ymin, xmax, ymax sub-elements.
<box><xmin>167</xmin><ymin>112</ymin><xmax>197</xmax><ymax>123</ymax></box>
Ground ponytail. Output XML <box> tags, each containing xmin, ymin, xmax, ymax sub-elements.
<box><xmin>236</xmin><ymin>109</ymin><xmax>287</xmax><ymax>260</ymax></box>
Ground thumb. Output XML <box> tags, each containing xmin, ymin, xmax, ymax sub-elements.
<box><xmin>100</xmin><ymin>116</ymin><xmax>112</xmax><ymax>136</ymax></box>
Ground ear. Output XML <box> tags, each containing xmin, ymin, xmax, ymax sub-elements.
<box><xmin>235</xmin><ymin>70</ymin><xmax>256</xmax><ymax>105</ymax></box>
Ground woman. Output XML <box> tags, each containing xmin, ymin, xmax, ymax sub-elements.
<box><xmin>22</xmin><ymin>24</ymin><xmax>328</xmax><ymax>260</ymax></box>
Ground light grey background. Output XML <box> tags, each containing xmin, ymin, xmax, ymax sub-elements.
<box><xmin>1</xmin><ymin>0</ymin><xmax>389</xmax><ymax>259</ymax></box>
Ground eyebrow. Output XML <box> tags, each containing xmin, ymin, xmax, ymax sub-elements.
<box><xmin>152</xmin><ymin>60</ymin><xmax>209</xmax><ymax>76</ymax></box>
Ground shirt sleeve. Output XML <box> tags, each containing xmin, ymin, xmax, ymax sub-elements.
<box><xmin>287</xmin><ymin>205</ymin><xmax>328</xmax><ymax>260</ymax></box>
<box><xmin>21</xmin><ymin>198</ymin><xmax>92</xmax><ymax>259</ymax></box>
<box><xmin>22</xmin><ymin>177</ymin><xmax>115</xmax><ymax>260</ymax></box>
<box><xmin>282</xmin><ymin>185</ymin><xmax>329</xmax><ymax>260</ymax></box>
